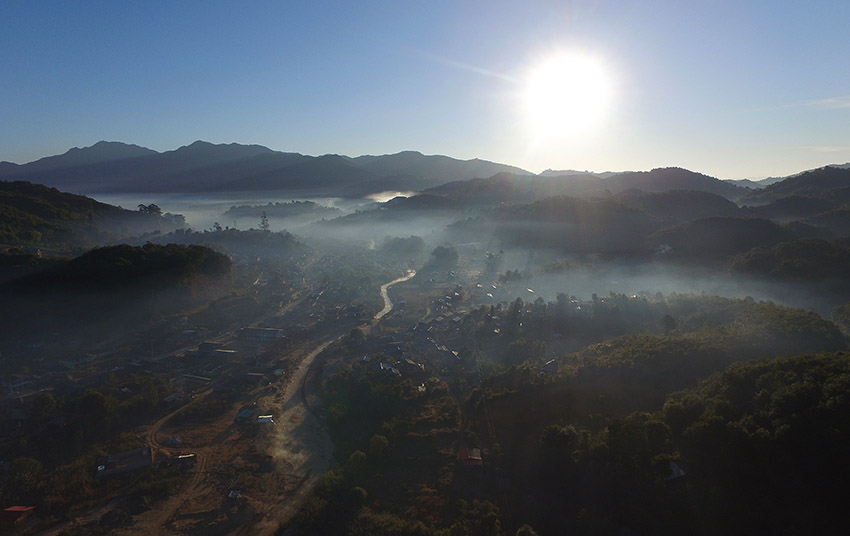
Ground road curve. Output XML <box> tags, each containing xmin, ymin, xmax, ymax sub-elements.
<box><xmin>374</xmin><ymin>269</ymin><xmax>416</xmax><ymax>322</ymax></box>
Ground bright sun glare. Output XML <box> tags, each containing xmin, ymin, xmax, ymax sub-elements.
<box><xmin>522</xmin><ymin>52</ymin><xmax>612</xmax><ymax>141</ymax></box>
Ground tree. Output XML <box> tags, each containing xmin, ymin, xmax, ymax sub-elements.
<box><xmin>7</xmin><ymin>457</ymin><xmax>44</xmax><ymax>503</ymax></box>
<box><xmin>32</xmin><ymin>392</ymin><xmax>57</xmax><ymax>420</ymax></box>
<box><xmin>369</xmin><ymin>434</ymin><xmax>389</xmax><ymax>459</ymax></box>
<box><xmin>516</xmin><ymin>525</ymin><xmax>539</xmax><ymax>536</ymax></box>
<box><xmin>429</xmin><ymin>244</ymin><xmax>458</xmax><ymax>269</ymax></box>
<box><xmin>260</xmin><ymin>210</ymin><xmax>270</xmax><ymax>231</ymax></box>
<box><xmin>347</xmin><ymin>327</ymin><xmax>365</xmax><ymax>349</ymax></box>
<box><xmin>832</xmin><ymin>302</ymin><xmax>850</xmax><ymax>333</ymax></box>
<box><xmin>661</xmin><ymin>314</ymin><xmax>677</xmax><ymax>334</ymax></box>
<box><xmin>346</xmin><ymin>450</ymin><xmax>368</xmax><ymax>483</ymax></box>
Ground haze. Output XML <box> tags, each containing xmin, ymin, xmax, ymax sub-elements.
<box><xmin>3</xmin><ymin>2</ymin><xmax>850</xmax><ymax>535</ymax></box>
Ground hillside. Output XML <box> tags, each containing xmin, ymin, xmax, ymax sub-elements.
<box><xmin>0</xmin><ymin>180</ymin><xmax>182</xmax><ymax>249</ymax></box>
<box><xmin>0</xmin><ymin>243</ymin><xmax>233</xmax><ymax>359</ymax></box>
<box><xmin>743</xmin><ymin>166</ymin><xmax>850</xmax><ymax>205</ymax></box>
<box><xmin>606</xmin><ymin>167</ymin><xmax>747</xmax><ymax>200</ymax></box>
<box><xmin>428</xmin><ymin>167</ymin><xmax>748</xmax><ymax>205</ymax></box>
<box><xmin>650</xmin><ymin>217</ymin><xmax>793</xmax><ymax>263</ymax></box>
<box><xmin>15</xmin><ymin>243</ymin><xmax>231</xmax><ymax>292</ymax></box>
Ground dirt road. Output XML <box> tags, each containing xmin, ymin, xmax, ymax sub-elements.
<box><xmin>51</xmin><ymin>272</ymin><xmax>409</xmax><ymax>535</ymax></box>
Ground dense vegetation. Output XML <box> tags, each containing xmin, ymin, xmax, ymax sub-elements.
<box><xmin>13</xmin><ymin>243</ymin><xmax>231</xmax><ymax>292</ymax></box>
<box><xmin>0</xmin><ymin>180</ymin><xmax>182</xmax><ymax>250</ymax></box>
<box><xmin>0</xmin><ymin>244</ymin><xmax>233</xmax><ymax>369</ymax></box>
<box><xmin>283</xmin><ymin>292</ymin><xmax>848</xmax><ymax>535</ymax></box>
<box><xmin>149</xmin><ymin>227</ymin><xmax>308</xmax><ymax>263</ymax></box>
<box><xmin>223</xmin><ymin>200</ymin><xmax>341</xmax><ymax>220</ymax></box>
<box><xmin>0</xmin><ymin>376</ymin><xmax>179</xmax><ymax>515</ymax></box>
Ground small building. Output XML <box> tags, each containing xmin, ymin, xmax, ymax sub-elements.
<box><xmin>0</xmin><ymin>506</ymin><xmax>35</xmax><ymax>530</ymax></box>
<box><xmin>665</xmin><ymin>460</ymin><xmax>692</xmax><ymax>487</ymax></box>
<box><xmin>459</xmin><ymin>448</ymin><xmax>483</xmax><ymax>467</ymax></box>
<box><xmin>171</xmin><ymin>454</ymin><xmax>196</xmax><ymax>468</ymax></box>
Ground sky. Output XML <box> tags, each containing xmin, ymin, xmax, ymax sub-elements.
<box><xmin>1</xmin><ymin>0</ymin><xmax>849</xmax><ymax>179</ymax></box>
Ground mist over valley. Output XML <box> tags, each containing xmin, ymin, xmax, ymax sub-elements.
<box><xmin>3</xmin><ymin>134</ymin><xmax>850</xmax><ymax>536</ymax></box>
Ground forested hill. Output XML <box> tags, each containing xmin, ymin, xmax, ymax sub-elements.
<box><xmin>0</xmin><ymin>180</ymin><xmax>182</xmax><ymax>249</ymax></box>
<box><xmin>0</xmin><ymin>244</ymin><xmax>233</xmax><ymax>363</ymax></box>
<box><xmin>426</xmin><ymin>167</ymin><xmax>748</xmax><ymax>205</ymax></box>
<box><xmin>743</xmin><ymin>165</ymin><xmax>850</xmax><ymax>205</ymax></box>
<box><xmin>9</xmin><ymin>243</ymin><xmax>231</xmax><ymax>292</ymax></box>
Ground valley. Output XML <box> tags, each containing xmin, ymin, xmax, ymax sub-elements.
<box><xmin>1</xmin><ymin>143</ymin><xmax>850</xmax><ymax>535</ymax></box>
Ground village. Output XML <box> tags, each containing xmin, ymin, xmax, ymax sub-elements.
<box><xmin>0</xmin><ymin>243</ymin><xmax>644</xmax><ymax>535</ymax></box>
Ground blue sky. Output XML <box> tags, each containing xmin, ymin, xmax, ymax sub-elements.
<box><xmin>2</xmin><ymin>0</ymin><xmax>848</xmax><ymax>178</ymax></box>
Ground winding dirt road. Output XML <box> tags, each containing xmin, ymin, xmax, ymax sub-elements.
<box><xmin>374</xmin><ymin>269</ymin><xmax>416</xmax><ymax>322</ymax></box>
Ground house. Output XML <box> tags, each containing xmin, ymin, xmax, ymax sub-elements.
<box><xmin>96</xmin><ymin>446</ymin><xmax>153</xmax><ymax>477</ymax></box>
<box><xmin>459</xmin><ymin>448</ymin><xmax>483</xmax><ymax>467</ymax></box>
<box><xmin>665</xmin><ymin>460</ymin><xmax>692</xmax><ymax>487</ymax></box>
<box><xmin>170</xmin><ymin>454</ymin><xmax>196</xmax><ymax>468</ymax></box>
<box><xmin>0</xmin><ymin>506</ymin><xmax>35</xmax><ymax>530</ymax></box>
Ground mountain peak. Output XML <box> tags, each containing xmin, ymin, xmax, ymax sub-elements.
<box><xmin>18</xmin><ymin>141</ymin><xmax>157</xmax><ymax>172</ymax></box>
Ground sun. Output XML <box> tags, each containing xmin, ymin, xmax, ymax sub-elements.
<box><xmin>522</xmin><ymin>52</ymin><xmax>612</xmax><ymax>141</ymax></box>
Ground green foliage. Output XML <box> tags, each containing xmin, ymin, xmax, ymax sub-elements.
<box><xmin>6</xmin><ymin>457</ymin><xmax>44</xmax><ymax>504</ymax></box>
<box><xmin>502</xmin><ymin>337</ymin><xmax>547</xmax><ymax>368</ymax></box>
<box><xmin>651</xmin><ymin>217</ymin><xmax>791</xmax><ymax>262</ymax></box>
<box><xmin>833</xmin><ymin>301</ymin><xmax>850</xmax><ymax>332</ymax></box>
<box><xmin>346</xmin><ymin>509</ymin><xmax>435</xmax><ymax>536</ymax></box>
<box><xmin>429</xmin><ymin>244</ymin><xmax>459</xmax><ymax>269</ymax></box>
<box><xmin>21</xmin><ymin>242</ymin><xmax>231</xmax><ymax>291</ymax></box>
<box><xmin>32</xmin><ymin>392</ymin><xmax>58</xmax><ymax>420</ymax></box>
<box><xmin>0</xmin><ymin>180</ymin><xmax>179</xmax><ymax>248</ymax></box>
<box><xmin>347</xmin><ymin>327</ymin><xmax>366</xmax><ymax>348</ymax></box>
<box><xmin>369</xmin><ymin>434</ymin><xmax>389</xmax><ymax>459</ymax></box>
<box><xmin>379</xmin><ymin>235</ymin><xmax>426</xmax><ymax>259</ymax></box>
<box><xmin>660</xmin><ymin>352</ymin><xmax>850</xmax><ymax>534</ymax></box>
<box><xmin>514</xmin><ymin>525</ymin><xmax>539</xmax><ymax>536</ymax></box>
<box><xmin>493</xmin><ymin>195</ymin><xmax>660</xmax><ymax>255</ymax></box>
<box><xmin>223</xmin><ymin>200</ymin><xmax>341</xmax><ymax>219</ymax></box>
<box><xmin>730</xmin><ymin>238</ymin><xmax>850</xmax><ymax>281</ymax></box>
<box><xmin>156</xmin><ymin>227</ymin><xmax>307</xmax><ymax>263</ymax></box>
<box><xmin>447</xmin><ymin>500</ymin><xmax>503</xmax><ymax>536</ymax></box>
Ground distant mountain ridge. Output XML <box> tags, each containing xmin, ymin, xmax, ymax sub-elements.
<box><xmin>0</xmin><ymin>141</ymin><xmax>531</xmax><ymax>196</ymax></box>
<box><xmin>743</xmin><ymin>166</ymin><xmax>850</xmax><ymax>205</ymax></box>
<box><xmin>427</xmin><ymin>167</ymin><xmax>748</xmax><ymax>203</ymax></box>
<box><xmin>2</xmin><ymin>141</ymin><xmax>846</xmax><ymax>202</ymax></box>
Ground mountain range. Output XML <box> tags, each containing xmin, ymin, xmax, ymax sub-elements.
<box><xmin>1</xmin><ymin>141</ymin><xmax>848</xmax><ymax>202</ymax></box>
<box><xmin>0</xmin><ymin>141</ymin><xmax>528</xmax><ymax>196</ymax></box>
